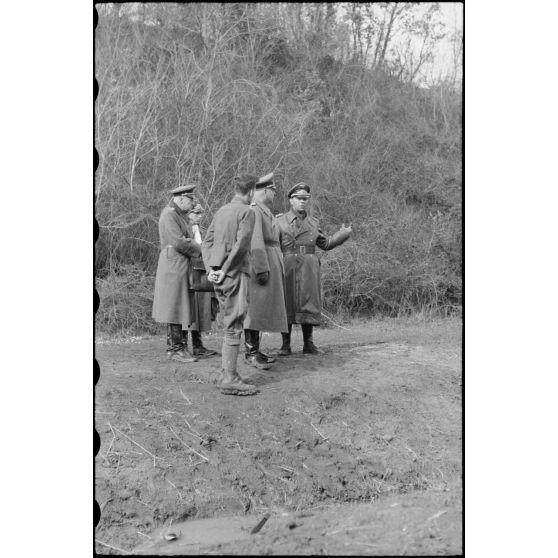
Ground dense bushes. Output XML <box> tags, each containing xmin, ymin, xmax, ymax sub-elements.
<box><xmin>95</xmin><ymin>3</ymin><xmax>462</xmax><ymax>334</ymax></box>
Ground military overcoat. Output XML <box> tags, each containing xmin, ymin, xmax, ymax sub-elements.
<box><xmin>152</xmin><ymin>201</ymin><xmax>200</xmax><ymax>328</ymax></box>
<box><xmin>244</xmin><ymin>200</ymin><xmax>288</xmax><ymax>333</ymax></box>
<box><xmin>277</xmin><ymin>209</ymin><xmax>350</xmax><ymax>325</ymax></box>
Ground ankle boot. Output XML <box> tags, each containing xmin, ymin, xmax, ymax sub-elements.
<box><xmin>302</xmin><ymin>324</ymin><xmax>322</xmax><ymax>354</ymax></box>
<box><xmin>278</xmin><ymin>325</ymin><xmax>292</xmax><ymax>356</ymax></box>
<box><xmin>244</xmin><ymin>329</ymin><xmax>270</xmax><ymax>369</ymax></box>
<box><xmin>191</xmin><ymin>330</ymin><xmax>217</xmax><ymax>357</ymax></box>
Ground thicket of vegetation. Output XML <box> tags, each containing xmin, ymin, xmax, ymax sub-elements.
<box><xmin>95</xmin><ymin>2</ymin><xmax>462</xmax><ymax>334</ymax></box>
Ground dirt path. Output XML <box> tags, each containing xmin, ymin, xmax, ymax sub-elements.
<box><xmin>95</xmin><ymin>318</ymin><xmax>462</xmax><ymax>555</ymax></box>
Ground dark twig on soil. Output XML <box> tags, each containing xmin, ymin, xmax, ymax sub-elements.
<box><xmin>169</xmin><ymin>426</ymin><xmax>210</xmax><ymax>462</ymax></box>
<box><xmin>250</xmin><ymin>513</ymin><xmax>271</xmax><ymax>534</ymax></box>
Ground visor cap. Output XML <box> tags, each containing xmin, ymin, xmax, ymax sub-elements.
<box><xmin>170</xmin><ymin>184</ymin><xmax>196</xmax><ymax>197</ymax></box>
<box><xmin>287</xmin><ymin>182</ymin><xmax>310</xmax><ymax>198</ymax></box>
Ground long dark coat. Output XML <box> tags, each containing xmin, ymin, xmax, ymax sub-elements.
<box><xmin>243</xmin><ymin>200</ymin><xmax>288</xmax><ymax>333</ymax></box>
<box><xmin>152</xmin><ymin>201</ymin><xmax>201</xmax><ymax>329</ymax></box>
<box><xmin>276</xmin><ymin>209</ymin><xmax>351</xmax><ymax>325</ymax></box>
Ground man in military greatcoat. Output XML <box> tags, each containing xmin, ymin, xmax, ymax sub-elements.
<box><xmin>202</xmin><ymin>174</ymin><xmax>258</xmax><ymax>395</ymax></box>
<box><xmin>152</xmin><ymin>184</ymin><xmax>214</xmax><ymax>363</ymax></box>
<box><xmin>276</xmin><ymin>182</ymin><xmax>352</xmax><ymax>355</ymax></box>
<box><xmin>243</xmin><ymin>172</ymin><xmax>288</xmax><ymax>369</ymax></box>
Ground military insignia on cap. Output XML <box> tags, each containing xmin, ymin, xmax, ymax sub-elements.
<box><xmin>287</xmin><ymin>182</ymin><xmax>311</xmax><ymax>198</ymax></box>
<box><xmin>170</xmin><ymin>184</ymin><xmax>196</xmax><ymax>196</ymax></box>
<box><xmin>256</xmin><ymin>172</ymin><xmax>274</xmax><ymax>189</ymax></box>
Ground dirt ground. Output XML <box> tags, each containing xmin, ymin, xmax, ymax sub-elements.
<box><xmin>95</xmin><ymin>318</ymin><xmax>462</xmax><ymax>555</ymax></box>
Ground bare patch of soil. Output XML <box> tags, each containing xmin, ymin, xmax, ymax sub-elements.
<box><xmin>95</xmin><ymin>318</ymin><xmax>462</xmax><ymax>555</ymax></box>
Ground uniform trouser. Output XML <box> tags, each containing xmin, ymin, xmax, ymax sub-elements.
<box><xmin>214</xmin><ymin>272</ymin><xmax>249</xmax><ymax>372</ymax></box>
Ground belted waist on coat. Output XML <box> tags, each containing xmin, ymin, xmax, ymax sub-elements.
<box><xmin>264</xmin><ymin>240</ymin><xmax>280</xmax><ymax>248</ymax></box>
<box><xmin>284</xmin><ymin>245</ymin><xmax>316</xmax><ymax>255</ymax></box>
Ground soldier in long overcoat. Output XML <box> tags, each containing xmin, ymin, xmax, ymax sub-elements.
<box><xmin>243</xmin><ymin>172</ymin><xmax>288</xmax><ymax>368</ymax></box>
<box><xmin>152</xmin><ymin>185</ymin><xmax>214</xmax><ymax>363</ymax></box>
<box><xmin>202</xmin><ymin>174</ymin><xmax>258</xmax><ymax>395</ymax></box>
<box><xmin>276</xmin><ymin>182</ymin><xmax>352</xmax><ymax>355</ymax></box>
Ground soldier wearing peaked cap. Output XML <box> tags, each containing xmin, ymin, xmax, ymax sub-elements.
<box><xmin>276</xmin><ymin>182</ymin><xmax>353</xmax><ymax>355</ymax></box>
<box><xmin>243</xmin><ymin>172</ymin><xmax>289</xmax><ymax>368</ymax></box>
<box><xmin>152</xmin><ymin>184</ymin><xmax>216</xmax><ymax>363</ymax></box>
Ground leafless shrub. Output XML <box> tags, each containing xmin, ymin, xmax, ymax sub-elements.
<box><xmin>95</xmin><ymin>4</ymin><xmax>462</xmax><ymax>333</ymax></box>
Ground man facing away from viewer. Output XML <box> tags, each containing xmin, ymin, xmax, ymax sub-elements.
<box><xmin>202</xmin><ymin>174</ymin><xmax>259</xmax><ymax>395</ymax></box>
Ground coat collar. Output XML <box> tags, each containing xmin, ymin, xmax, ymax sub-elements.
<box><xmin>169</xmin><ymin>199</ymin><xmax>189</xmax><ymax>216</ymax></box>
<box><xmin>286</xmin><ymin>208</ymin><xmax>307</xmax><ymax>223</ymax></box>
<box><xmin>231</xmin><ymin>196</ymin><xmax>249</xmax><ymax>206</ymax></box>
<box><xmin>255</xmin><ymin>199</ymin><xmax>273</xmax><ymax>217</ymax></box>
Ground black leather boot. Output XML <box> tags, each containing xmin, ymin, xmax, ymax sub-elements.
<box><xmin>278</xmin><ymin>324</ymin><xmax>292</xmax><ymax>356</ymax></box>
<box><xmin>302</xmin><ymin>324</ymin><xmax>323</xmax><ymax>354</ymax></box>
<box><xmin>191</xmin><ymin>330</ymin><xmax>217</xmax><ymax>357</ymax></box>
<box><xmin>253</xmin><ymin>330</ymin><xmax>277</xmax><ymax>363</ymax></box>
<box><xmin>244</xmin><ymin>329</ymin><xmax>270</xmax><ymax>369</ymax></box>
<box><xmin>167</xmin><ymin>324</ymin><xmax>197</xmax><ymax>363</ymax></box>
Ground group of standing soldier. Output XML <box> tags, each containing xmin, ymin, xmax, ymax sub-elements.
<box><xmin>152</xmin><ymin>172</ymin><xmax>352</xmax><ymax>396</ymax></box>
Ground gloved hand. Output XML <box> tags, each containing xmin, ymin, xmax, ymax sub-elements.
<box><xmin>256</xmin><ymin>271</ymin><xmax>269</xmax><ymax>285</ymax></box>
<box><xmin>340</xmin><ymin>223</ymin><xmax>353</xmax><ymax>235</ymax></box>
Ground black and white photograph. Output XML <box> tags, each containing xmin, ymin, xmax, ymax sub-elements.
<box><xmin>94</xmin><ymin>2</ymin><xmax>463</xmax><ymax>555</ymax></box>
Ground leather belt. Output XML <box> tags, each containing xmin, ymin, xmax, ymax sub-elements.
<box><xmin>265</xmin><ymin>241</ymin><xmax>280</xmax><ymax>247</ymax></box>
<box><xmin>284</xmin><ymin>245</ymin><xmax>316</xmax><ymax>255</ymax></box>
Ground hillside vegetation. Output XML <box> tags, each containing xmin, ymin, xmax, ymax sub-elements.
<box><xmin>95</xmin><ymin>3</ymin><xmax>462</xmax><ymax>334</ymax></box>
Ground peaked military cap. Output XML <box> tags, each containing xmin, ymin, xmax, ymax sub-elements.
<box><xmin>287</xmin><ymin>182</ymin><xmax>310</xmax><ymax>198</ymax></box>
<box><xmin>170</xmin><ymin>184</ymin><xmax>196</xmax><ymax>197</ymax></box>
<box><xmin>256</xmin><ymin>172</ymin><xmax>274</xmax><ymax>189</ymax></box>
